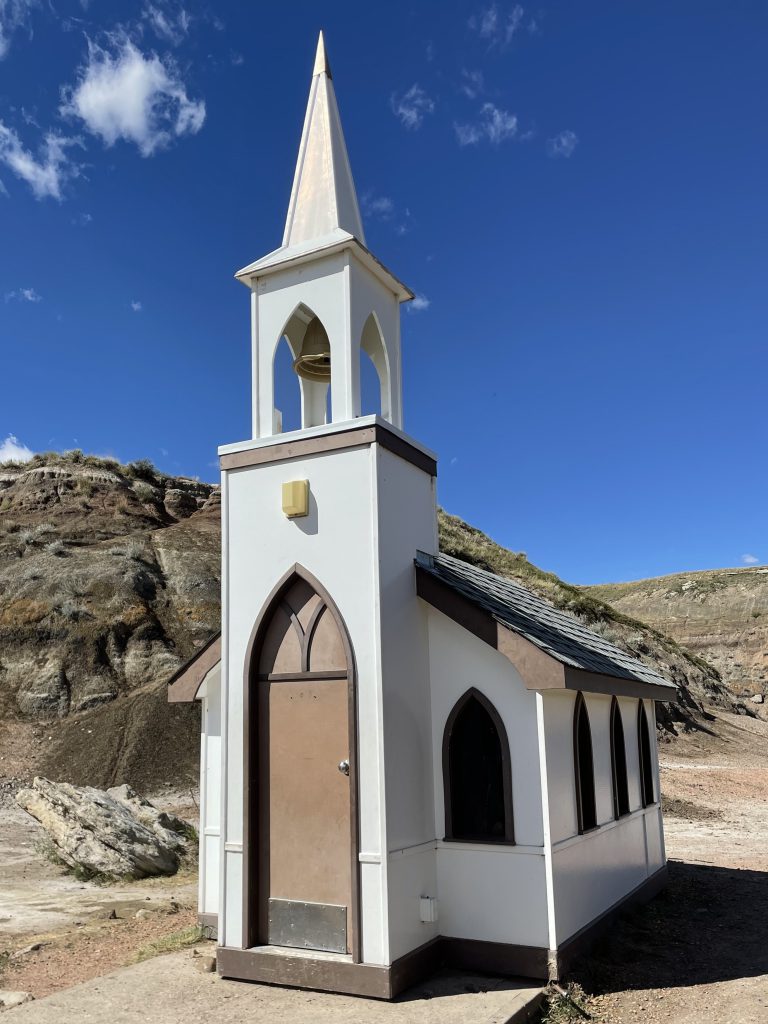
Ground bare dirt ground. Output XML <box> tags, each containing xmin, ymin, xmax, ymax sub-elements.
<box><xmin>568</xmin><ymin>707</ymin><xmax>768</xmax><ymax>1024</ymax></box>
<box><xmin>0</xmin><ymin>719</ymin><xmax>201</xmax><ymax>1001</ymax></box>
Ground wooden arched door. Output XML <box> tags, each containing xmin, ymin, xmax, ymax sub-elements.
<box><xmin>250</xmin><ymin>572</ymin><xmax>356</xmax><ymax>956</ymax></box>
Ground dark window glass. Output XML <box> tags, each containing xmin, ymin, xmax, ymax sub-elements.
<box><xmin>610</xmin><ymin>699</ymin><xmax>630</xmax><ymax>818</ymax></box>
<box><xmin>638</xmin><ymin>701</ymin><xmax>655</xmax><ymax>807</ymax></box>
<box><xmin>445</xmin><ymin>693</ymin><xmax>511</xmax><ymax>842</ymax></box>
<box><xmin>574</xmin><ymin>693</ymin><xmax>597</xmax><ymax>833</ymax></box>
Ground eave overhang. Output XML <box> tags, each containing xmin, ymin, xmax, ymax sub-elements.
<box><xmin>416</xmin><ymin>565</ymin><xmax>678</xmax><ymax>703</ymax></box>
<box><xmin>167</xmin><ymin>632</ymin><xmax>222</xmax><ymax>704</ymax></box>
<box><xmin>234</xmin><ymin>232</ymin><xmax>414</xmax><ymax>304</ymax></box>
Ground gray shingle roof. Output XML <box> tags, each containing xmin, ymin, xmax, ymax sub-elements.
<box><xmin>416</xmin><ymin>552</ymin><xmax>673</xmax><ymax>691</ymax></box>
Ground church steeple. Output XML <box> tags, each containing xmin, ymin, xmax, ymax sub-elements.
<box><xmin>282</xmin><ymin>31</ymin><xmax>365</xmax><ymax>248</ymax></box>
<box><xmin>236</xmin><ymin>34</ymin><xmax>413</xmax><ymax>440</ymax></box>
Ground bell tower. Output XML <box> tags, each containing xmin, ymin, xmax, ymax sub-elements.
<box><xmin>236</xmin><ymin>31</ymin><xmax>413</xmax><ymax>437</ymax></box>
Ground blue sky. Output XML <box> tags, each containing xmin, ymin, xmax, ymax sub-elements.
<box><xmin>1</xmin><ymin>2</ymin><xmax>766</xmax><ymax>584</ymax></box>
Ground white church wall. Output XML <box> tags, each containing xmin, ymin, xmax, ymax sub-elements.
<box><xmin>541</xmin><ymin>691</ymin><xmax>666</xmax><ymax>946</ymax></box>
<box><xmin>219</xmin><ymin>436</ymin><xmax>442</xmax><ymax>962</ymax></box>
<box><xmin>540</xmin><ymin>690</ymin><xmax>579</xmax><ymax>844</ymax></box>
<box><xmin>198</xmin><ymin>664</ymin><xmax>221</xmax><ymax>918</ymax></box>
<box><xmin>437</xmin><ymin>845</ymin><xmax>549</xmax><ymax>947</ymax></box>
<box><xmin>589</xmin><ymin>694</ymin><xmax>615</xmax><ymax>826</ymax></box>
<box><xmin>550</xmin><ymin>810</ymin><xmax>650</xmax><ymax>945</ymax></box>
<box><xmin>221</xmin><ymin>441</ymin><xmax>386</xmax><ymax>961</ymax></box>
<box><xmin>426</xmin><ymin>609</ymin><xmax>545</xmax><ymax>846</ymax></box>
<box><xmin>423</xmin><ymin>606</ymin><xmax>549</xmax><ymax>950</ymax></box>
<box><xmin>619</xmin><ymin>695</ymin><xmax>643</xmax><ymax>811</ymax></box>
<box><xmin>374</xmin><ymin>445</ymin><xmax>438</xmax><ymax>959</ymax></box>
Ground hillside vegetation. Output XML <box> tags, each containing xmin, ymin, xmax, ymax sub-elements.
<box><xmin>0</xmin><ymin>452</ymin><xmax>741</xmax><ymax>791</ymax></box>
<box><xmin>588</xmin><ymin>566</ymin><xmax>768</xmax><ymax>698</ymax></box>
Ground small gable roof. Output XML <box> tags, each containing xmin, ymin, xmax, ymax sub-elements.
<box><xmin>416</xmin><ymin>552</ymin><xmax>676</xmax><ymax>701</ymax></box>
<box><xmin>167</xmin><ymin>632</ymin><xmax>221</xmax><ymax>703</ymax></box>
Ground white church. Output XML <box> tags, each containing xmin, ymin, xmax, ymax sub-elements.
<box><xmin>168</xmin><ymin>33</ymin><xmax>676</xmax><ymax>998</ymax></box>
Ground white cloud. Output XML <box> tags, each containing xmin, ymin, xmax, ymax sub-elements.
<box><xmin>0</xmin><ymin>434</ymin><xmax>33</xmax><ymax>462</ymax></box>
<box><xmin>0</xmin><ymin>0</ymin><xmax>39</xmax><ymax>60</ymax></box>
<box><xmin>455</xmin><ymin>103</ymin><xmax>517</xmax><ymax>146</ymax></box>
<box><xmin>407</xmin><ymin>293</ymin><xmax>430</xmax><ymax>313</ymax></box>
<box><xmin>391</xmin><ymin>84</ymin><xmax>434</xmax><ymax>131</ymax></box>
<box><xmin>460</xmin><ymin>69</ymin><xmax>484</xmax><ymax>99</ymax></box>
<box><xmin>362</xmin><ymin>191</ymin><xmax>395</xmax><ymax>220</ymax></box>
<box><xmin>0</xmin><ymin>121</ymin><xmax>79</xmax><ymax>200</ymax></box>
<box><xmin>72</xmin><ymin>211</ymin><xmax>92</xmax><ymax>225</ymax></box>
<box><xmin>742</xmin><ymin>554</ymin><xmax>760</xmax><ymax>566</ymax></box>
<box><xmin>143</xmin><ymin>3</ymin><xmax>191</xmax><ymax>46</ymax></box>
<box><xmin>547</xmin><ymin>129</ymin><xmax>578</xmax><ymax>158</ymax></box>
<box><xmin>469</xmin><ymin>4</ymin><xmax>525</xmax><ymax>48</ymax></box>
<box><xmin>5</xmin><ymin>286</ymin><xmax>41</xmax><ymax>302</ymax></box>
<box><xmin>61</xmin><ymin>36</ymin><xmax>205</xmax><ymax>157</ymax></box>
<box><xmin>131</xmin><ymin>299</ymin><xmax>142</xmax><ymax>311</ymax></box>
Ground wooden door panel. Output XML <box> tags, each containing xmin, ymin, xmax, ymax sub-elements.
<box><xmin>258</xmin><ymin>676</ymin><xmax>351</xmax><ymax>951</ymax></box>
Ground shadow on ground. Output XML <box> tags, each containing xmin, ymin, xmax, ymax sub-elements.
<box><xmin>572</xmin><ymin>859</ymin><xmax>768</xmax><ymax>993</ymax></box>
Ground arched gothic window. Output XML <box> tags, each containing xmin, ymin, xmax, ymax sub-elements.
<box><xmin>574</xmin><ymin>692</ymin><xmax>597</xmax><ymax>833</ymax></box>
<box><xmin>638</xmin><ymin>701</ymin><xmax>655</xmax><ymax>807</ymax></box>
<box><xmin>442</xmin><ymin>689</ymin><xmax>514</xmax><ymax>843</ymax></box>
<box><xmin>610</xmin><ymin>697</ymin><xmax>630</xmax><ymax>819</ymax></box>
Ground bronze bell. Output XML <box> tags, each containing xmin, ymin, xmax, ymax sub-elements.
<box><xmin>293</xmin><ymin>317</ymin><xmax>331</xmax><ymax>383</ymax></box>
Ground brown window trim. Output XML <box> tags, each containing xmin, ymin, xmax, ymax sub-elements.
<box><xmin>442</xmin><ymin>687</ymin><xmax>515</xmax><ymax>845</ymax></box>
<box><xmin>573</xmin><ymin>691</ymin><xmax>597</xmax><ymax>835</ymax></box>
<box><xmin>609</xmin><ymin>696</ymin><xmax>630</xmax><ymax>820</ymax></box>
<box><xmin>637</xmin><ymin>699</ymin><xmax>655</xmax><ymax>808</ymax></box>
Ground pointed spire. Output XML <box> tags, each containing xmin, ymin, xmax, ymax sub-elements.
<box><xmin>313</xmin><ymin>30</ymin><xmax>332</xmax><ymax>79</ymax></box>
<box><xmin>282</xmin><ymin>32</ymin><xmax>365</xmax><ymax>248</ymax></box>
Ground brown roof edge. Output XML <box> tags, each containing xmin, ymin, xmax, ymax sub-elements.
<box><xmin>415</xmin><ymin>564</ymin><xmax>677</xmax><ymax>703</ymax></box>
<box><xmin>167</xmin><ymin>632</ymin><xmax>222</xmax><ymax>703</ymax></box>
<box><xmin>219</xmin><ymin>422</ymin><xmax>437</xmax><ymax>477</ymax></box>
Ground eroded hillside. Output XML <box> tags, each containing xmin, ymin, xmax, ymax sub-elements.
<box><xmin>588</xmin><ymin>566</ymin><xmax>768</xmax><ymax>698</ymax></box>
<box><xmin>0</xmin><ymin>452</ymin><xmax>743</xmax><ymax>791</ymax></box>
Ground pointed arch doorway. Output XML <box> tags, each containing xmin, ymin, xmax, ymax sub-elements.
<box><xmin>244</xmin><ymin>566</ymin><xmax>359</xmax><ymax>959</ymax></box>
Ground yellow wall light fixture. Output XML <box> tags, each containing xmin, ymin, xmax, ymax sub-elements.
<box><xmin>281</xmin><ymin>480</ymin><xmax>310</xmax><ymax>518</ymax></box>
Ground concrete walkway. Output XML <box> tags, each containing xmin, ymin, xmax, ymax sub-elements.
<box><xmin>6</xmin><ymin>950</ymin><xmax>546</xmax><ymax>1024</ymax></box>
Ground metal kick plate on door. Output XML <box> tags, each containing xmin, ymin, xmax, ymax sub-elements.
<box><xmin>268</xmin><ymin>898</ymin><xmax>347</xmax><ymax>953</ymax></box>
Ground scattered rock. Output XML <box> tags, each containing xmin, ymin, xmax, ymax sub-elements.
<box><xmin>16</xmin><ymin>777</ymin><xmax>191</xmax><ymax>880</ymax></box>
<box><xmin>134</xmin><ymin>909</ymin><xmax>153</xmax><ymax>920</ymax></box>
<box><xmin>11</xmin><ymin>943</ymin><xmax>43</xmax><ymax>960</ymax></box>
<box><xmin>193</xmin><ymin>955</ymin><xmax>216</xmax><ymax>974</ymax></box>
<box><xmin>0</xmin><ymin>991</ymin><xmax>34</xmax><ymax>1010</ymax></box>
<box><xmin>751</xmin><ymin>693</ymin><xmax>764</xmax><ymax>704</ymax></box>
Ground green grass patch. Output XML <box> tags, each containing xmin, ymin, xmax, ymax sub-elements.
<box><xmin>131</xmin><ymin>925</ymin><xmax>206</xmax><ymax>964</ymax></box>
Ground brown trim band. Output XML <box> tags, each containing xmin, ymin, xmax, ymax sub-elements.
<box><xmin>220</xmin><ymin>422</ymin><xmax>437</xmax><ymax>477</ymax></box>
<box><xmin>216</xmin><ymin>865</ymin><xmax>668</xmax><ymax>995</ymax></box>
<box><xmin>416</xmin><ymin>566</ymin><xmax>676</xmax><ymax>702</ymax></box>
<box><xmin>216</xmin><ymin>934</ymin><xmax>549</xmax><ymax>999</ymax></box>
<box><xmin>167</xmin><ymin>633</ymin><xmax>221</xmax><ymax>703</ymax></box>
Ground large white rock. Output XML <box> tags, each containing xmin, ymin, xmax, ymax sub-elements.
<box><xmin>0</xmin><ymin>990</ymin><xmax>34</xmax><ymax>1010</ymax></box>
<box><xmin>16</xmin><ymin>777</ymin><xmax>188</xmax><ymax>880</ymax></box>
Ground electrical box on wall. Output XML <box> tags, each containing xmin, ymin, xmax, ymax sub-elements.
<box><xmin>419</xmin><ymin>896</ymin><xmax>438</xmax><ymax>923</ymax></box>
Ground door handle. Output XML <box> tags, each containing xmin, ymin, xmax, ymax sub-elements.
<box><xmin>338</xmin><ymin>759</ymin><xmax>350</xmax><ymax>776</ymax></box>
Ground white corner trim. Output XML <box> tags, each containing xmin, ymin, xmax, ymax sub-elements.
<box><xmin>536</xmin><ymin>692</ymin><xmax>557</xmax><ymax>952</ymax></box>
